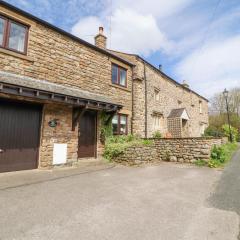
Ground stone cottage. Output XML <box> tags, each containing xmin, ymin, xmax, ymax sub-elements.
<box><xmin>109</xmin><ymin>50</ymin><xmax>209</xmax><ymax>138</ymax></box>
<box><xmin>0</xmin><ymin>1</ymin><xmax>208</xmax><ymax>173</ymax></box>
<box><xmin>0</xmin><ymin>1</ymin><xmax>134</xmax><ymax>172</ymax></box>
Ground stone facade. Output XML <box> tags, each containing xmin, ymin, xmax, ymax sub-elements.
<box><xmin>0</xmin><ymin>3</ymin><xmax>133</xmax><ymax>168</ymax></box>
<box><xmin>110</xmin><ymin>51</ymin><xmax>209</xmax><ymax>138</ymax></box>
<box><xmin>0</xmin><ymin>2</ymin><xmax>209</xmax><ymax>170</ymax></box>
<box><xmin>40</xmin><ymin>104</ymin><xmax>78</xmax><ymax>168</ymax></box>
<box><xmin>114</xmin><ymin>137</ymin><xmax>225</xmax><ymax>165</ymax></box>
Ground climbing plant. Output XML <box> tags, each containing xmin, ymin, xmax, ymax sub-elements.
<box><xmin>100</xmin><ymin>111</ymin><xmax>114</xmax><ymax>144</ymax></box>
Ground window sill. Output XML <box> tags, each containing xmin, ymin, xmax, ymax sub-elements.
<box><xmin>109</xmin><ymin>83</ymin><xmax>131</xmax><ymax>92</ymax></box>
<box><xmin>0</xmin><ymin>48</ymin><xmax>34</xmax><ymax>62</ymax></box>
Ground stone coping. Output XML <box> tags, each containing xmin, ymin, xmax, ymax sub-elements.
<box><xmin>145</xmin><ymin>137</ymin><xmax>224</xmax><ymax>140</ymax></box>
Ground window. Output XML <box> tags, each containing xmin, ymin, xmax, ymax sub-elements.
<box><xmin>111</xmin><ymin>64</ymin><xmax>127</xmax><ymax>87</ymax></box>
<box><xmin>153</xmin><ymin>115</ymin><xmax>162</xmax><ymax>130</ymax></box>
<box><xmin>112</xmin><ymin>114</ymin><xmax>128</xmax><ymax>135</ymax></box>
<box><xmin>199</xmin><ymin>101</ymin><xmax>203</xmax><ymax>114</ymax></box>
<box><xmin>154</xmin><ymin>89</ymin><xmax>160</xmax><ymax>101</ymax></box>
<box><xmin>0</xmin><ymin>15</ymin><xmax>29</xmax><ymax>54</ymax></box>
<box><xmin>0</xmin><ymin>17</ymin><xmax>5</xmax><ymax>46</ymax></box>
<box><xmin>200</xmin><ymin>123</ymin><xmax>206</xmax><ymax>135</ymax></box>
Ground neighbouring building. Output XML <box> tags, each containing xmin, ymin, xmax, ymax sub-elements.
<box><xmin>0</xmin><ymin>1</ymin><xmax>208</xmax><ymax>173</ymax></box>
<box><xmin>109</xmin><ymin>51</ymin><xmax>209</xmax><ymax>138</ymax></box>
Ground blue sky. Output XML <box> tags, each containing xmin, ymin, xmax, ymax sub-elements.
<box><xmin>3</xmin><ymin>0</ymin><xmax>240</xmax><ymax>97</ymax></box>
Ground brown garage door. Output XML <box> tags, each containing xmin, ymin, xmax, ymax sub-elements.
<box><xmin>0</xmin><ymin>99</ymin><xmax>42</xmax><ymax>173</ymax></box>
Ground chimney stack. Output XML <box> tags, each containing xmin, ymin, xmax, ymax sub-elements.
<box><xmin>95</xmin><ymin>26</ymin><xmax>107</xmax><ymax>49</ymax></box>
<box><xmin>182</xmin><ymin>80</ymin><xmax>190</xmax><ymax>88</ymax></box>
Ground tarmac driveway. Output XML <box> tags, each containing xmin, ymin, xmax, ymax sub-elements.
<box><xmin>0</xmin><ymin>162</ymin><xmax>239</xmax><ymax>240</ymax></box>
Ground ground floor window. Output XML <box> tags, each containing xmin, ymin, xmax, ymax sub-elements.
<box><xmin>153</xmin><ymin>114</ymin><xmax>163</xmax><ymax>130</ymax></box>
<box><xmin>112</xmin><ymin>114</ymin><xmax>128</xmax><ymax>135</ymax></box>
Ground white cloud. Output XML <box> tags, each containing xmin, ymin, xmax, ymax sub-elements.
<box><xmin>72</xmin><ymin>16</ymin><xmax>103</xmax><ymax>43</ymax></box>
<box><xmin>17</xmin><ymin>0</ymin><xmax>29</xmax><ymax>6</ymax></box>
<box><xmin>109</xmin><ymin>8</ymin><xmax>172</xmax><ymax>56</ymax></box>
<box><xmin>175</xmin><ymin>35</ymin><xmax>240</xmax><ymax>97</ymax></box>
<box><xmin>112</xmin><ymin>0</ymin><xmax>193</xmax><ymax>19</ymax></box>
<box><xmin>70</xmin><ymin>0</ymin><xmax>193</xmax><ymax>56</ymax></box>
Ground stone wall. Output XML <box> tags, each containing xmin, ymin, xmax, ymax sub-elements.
<box><xmin>114</xmin><ymin>145</ymin><xmax>158</xmax><ymax>165</ymax></box>
<box><xmin>154</xmin><ymin>138</ymin><xmax>223</xmax><ymax>163</ymax></box>
<box><xmin>114</xmin><ymin>137</ymin><xmax>225</xmax><ymax>165</ymax></box>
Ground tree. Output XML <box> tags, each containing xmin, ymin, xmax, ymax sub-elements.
<box><xmin>210</xmin><ymin>87</ymin><xmax>240</xmax><ymax>115</ymax></box>
<box><xmin>207</xmin><ymin>88</ymin><xmax>240</xmax><ymax>141</ymax></box>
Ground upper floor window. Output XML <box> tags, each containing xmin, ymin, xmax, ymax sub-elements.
<box><xmin>112</xmin><ymin>114</ymin><xmax>128</xmax><ymax>135</ymax></box>
<box><xmin>0</xmin><ymin>15</ymin><xmax>29</xmax><ymax>54</ymax></box>
<box><xmin>112</xmin><ymin>64</ymin><xmax>127</xmax><ymax>87</ymax></box>
<box><xmin>154</xmin><ymin>88</ymin><xmax>160</xmax><ymax>101</ymax></box>
<box><xmin>199</xmin><ymin>101</ymin><xmax>203</xmax><ymax>114</ymax></box>
<box><xmin>178</xmin><ymin>100</ymin><xmax>182</xmax><ymax>107</ymax></box>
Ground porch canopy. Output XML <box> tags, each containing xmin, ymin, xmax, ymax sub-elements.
<box><xmin>168</xmin><ymin>108</ymin><xmax>190</xmax><ymax>120</ymax></box>
<box><xmin>0</xmin><ymin>71</ymin><xmax>122</xmax><ymax>112</ymax></box>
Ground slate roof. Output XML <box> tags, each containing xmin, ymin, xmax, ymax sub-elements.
<box><xmin>0</xmin><ymin>71</ymin><xmax>121</xmax><ymax>106</ymax></box>
<box><xmin>109</xmin><ymin>50</ymin><xmax>208</xmax><ymax>102</ymax></box>
<box><xmin>168</xmin><ymin>108</ymin><xmax>187</xmax><ymax>118</ymax></box>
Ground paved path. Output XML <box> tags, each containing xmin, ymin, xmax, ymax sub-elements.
<box><xmin>209</xmin><ymin>146</ymin><xmax>240</xmax><ymax>239</ymax></box>
<box><xmin>0</xmin><ymin>162</ymin><xmax>239</xmax><ymax>240</ymax></box>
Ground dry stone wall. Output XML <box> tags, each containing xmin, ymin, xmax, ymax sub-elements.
<box><xmin>154</xmin><ymin>138</ymin><xmax>222</xmax><ymax>163</ymax></box>
<box><xmin>114</xmin><ymin>137</ymin><xmax>225</xmax><ymax>165</ymax></box>
<box><xmin>114</xmin><ymin>145</ymin><xmax>158</xmax><ymax>165</ymax></box>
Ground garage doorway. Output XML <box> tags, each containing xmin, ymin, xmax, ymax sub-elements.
<box><xmin>0</xmin><ymin>99</ymin><xmax>42</xmax><ymax>173</ymax></box>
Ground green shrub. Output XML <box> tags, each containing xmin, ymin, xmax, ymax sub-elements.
<box><xmin>211</xmin><ymin>145</ymin><xmax>226</xmax><ymax>163</ymax></box>
<box><xmin>208</xmin><ymin>159</ymin><xmax>221</xmax><ymax>168</ymax></box>
<box><xmin>194</xmin><ymin>159</ymin><xmax>208</xmax><ymax>167</ymax></box>
<box><xmin>204</xmin><ymin>126</ymin><xmax>224</xmax><ymax>137</ymax></box>
<box><xmin>208</xmin><ymin>143</ymin><xmax>238</xmax><ymax>168</ymax></box>
<box><xmin>152</xmin><ymin>131</ymin><xmax>162</xmax><ymax>138</ymax></box>
<box><xmin>103</xmin><ymin>135</ymin><xmax>154</xmax><ymax>161</ymax></box>
<box><xmin>222</xmin><ymin>124</ymin><xmax>238</xmax><ymax>142</ymax></box>
<box><xmin>142</xmin><ymin>139</ymin><xmax>154</xmax><ymax>145</ymax></box>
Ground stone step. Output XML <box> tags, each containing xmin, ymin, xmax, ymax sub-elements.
<box><xmin>73</xmin><ymin>158</ymin><xmax>113</xmax><ymax>168</ymax></box>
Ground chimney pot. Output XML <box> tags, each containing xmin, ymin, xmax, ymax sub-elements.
<box><xmin>95</xmin><ymin>26</ymin><xmax>107</xmax><ymax>49</ymax></box>
<box><xmin>99</xmin><ymin>26</ymin><xmax>104</xmax><ymax>34</ymax></box>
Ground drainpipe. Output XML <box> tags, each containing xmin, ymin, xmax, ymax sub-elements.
<box><xmin>144</xmin><ymin>62</ymin><xmax>148</xmax><ymax>138</ymax></box>
<box><xmin>131</xmin><ymin>65</ymin><xmax>134</xmax><ymax>135</ymax></box>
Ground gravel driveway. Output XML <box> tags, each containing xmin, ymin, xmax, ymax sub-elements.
<box><xmin>0</xmin><ymin>161</ymin><xmax>239</xmax><ymax>240</ymax></box>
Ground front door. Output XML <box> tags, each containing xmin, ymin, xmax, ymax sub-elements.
<box><xmin>0</xmin><ymin>99</ymin><xmax>42</xmax><ymax>173</ymax></box>
<box><xmin>78</xmin><ymin>111</ymin><xmax>97</xmax><ymax>158</ymax></box>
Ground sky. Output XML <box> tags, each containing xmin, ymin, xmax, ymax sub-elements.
<box><xmin>4</xmin><ymin>0</ymin><xmax>240</xmax><ymax>98</ymax></box>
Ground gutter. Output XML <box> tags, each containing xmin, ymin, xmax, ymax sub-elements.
<box><xmin>131</xmin><ymin>66</ymin><xmax>134</xmax><ymax>135</ymax></box>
